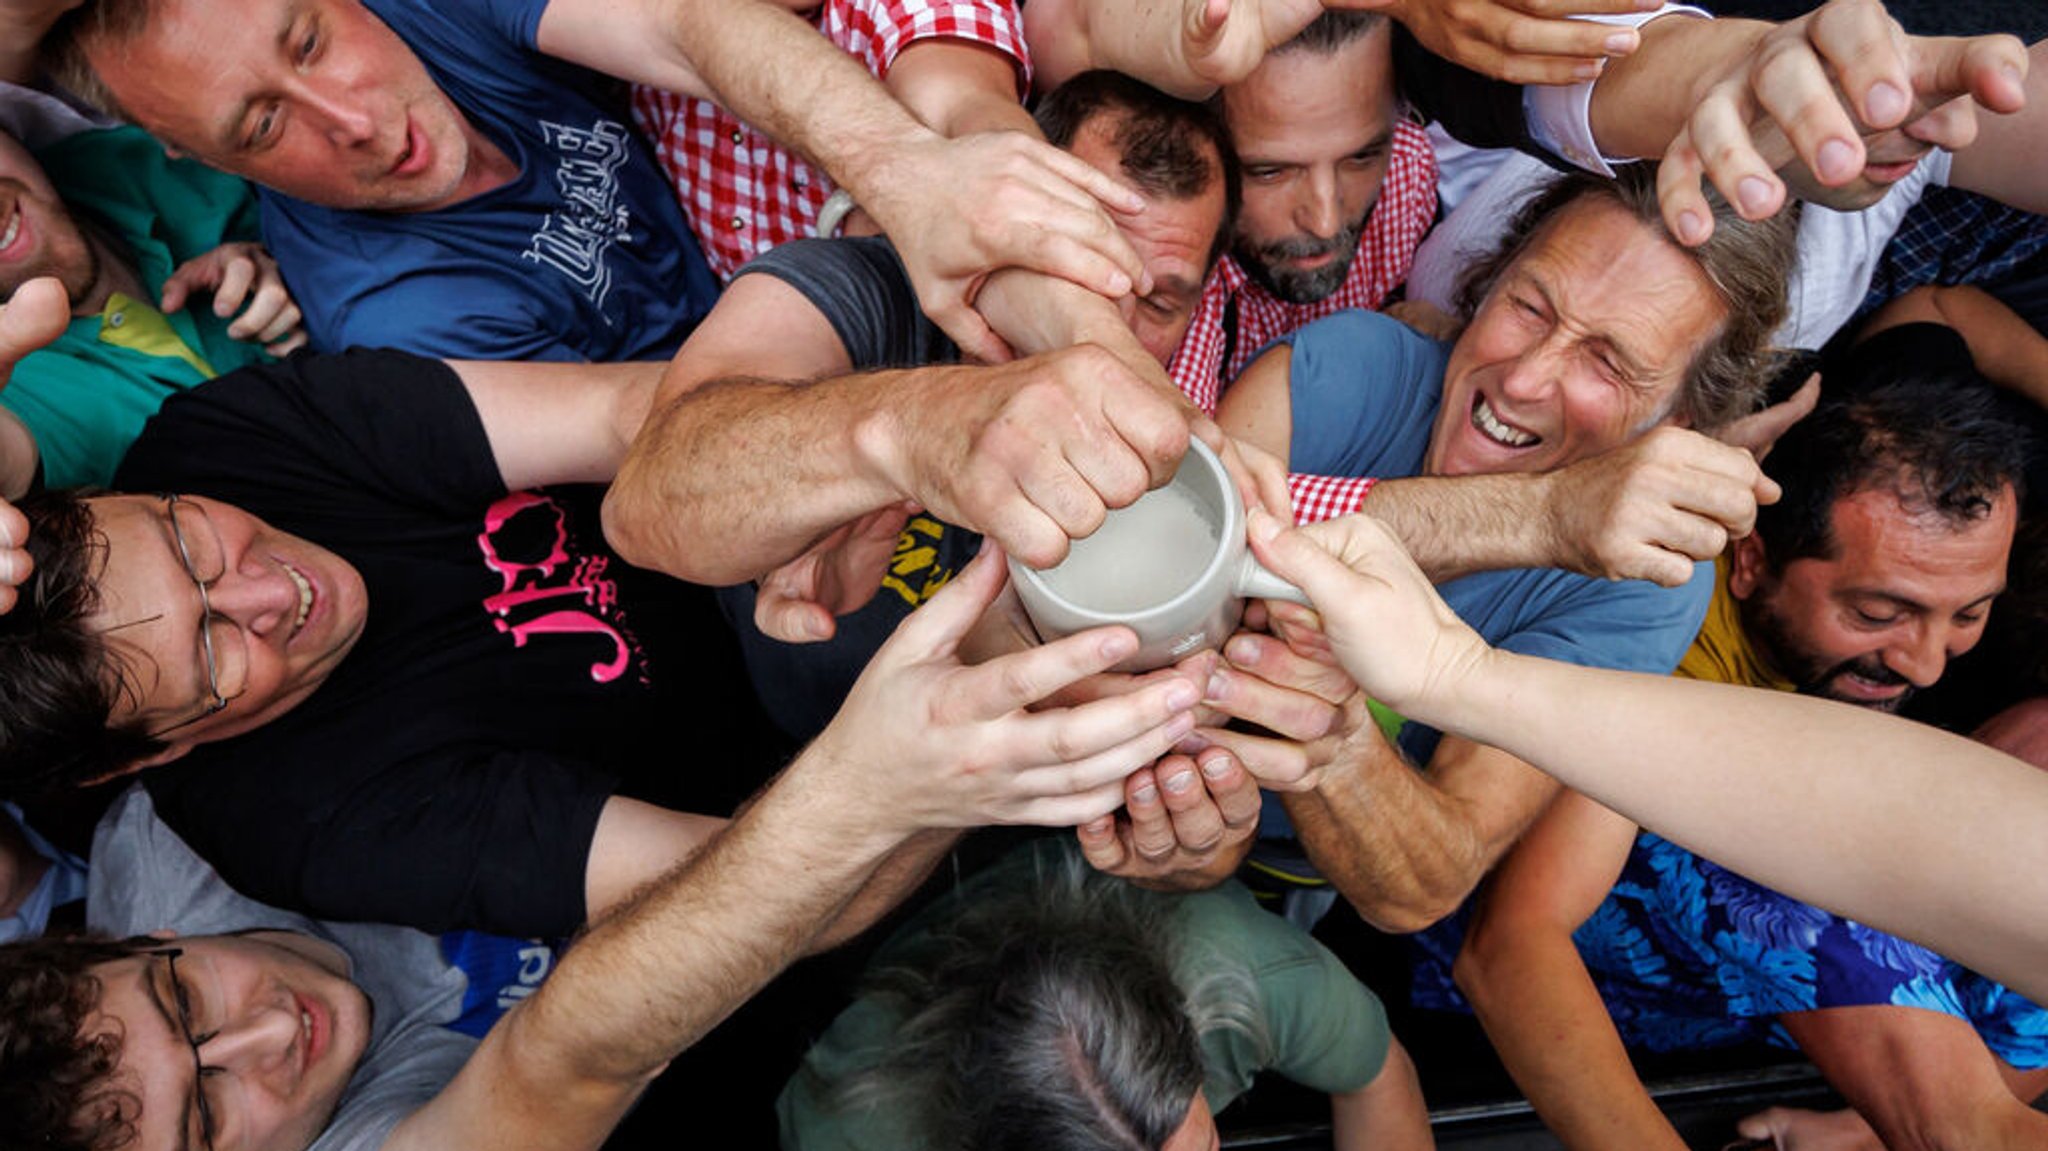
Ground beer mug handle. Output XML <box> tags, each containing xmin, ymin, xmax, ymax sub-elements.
<box><xmin>1235</xmin><ymin>554</ymin><xmax>1311</xmax><ymax>607</ymax></box>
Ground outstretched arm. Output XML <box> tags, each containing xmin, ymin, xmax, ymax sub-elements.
<box><xmin>1860</xmin><ymin>284</ymin><xmax>2048</xmax><ymax>412</ymax></box>
<box><xmin>385</xmin><ymin>545</ymin><xmax>1203</xmax><ymax>1151</ymax></box>
<box><xmin>535</xmin><ymin>0</ymin><xmax>1149</xmax><ymax>363</ymax></box>
<box><xmin>1457</xmin><ymin>793</ymin><xmax>1689</xmax><ymax>1151</ymax></box>
<box><xmin>1245</xmin><ymin>508</ymin><xmax>2048</xmax><ymax>1005</ymax></box>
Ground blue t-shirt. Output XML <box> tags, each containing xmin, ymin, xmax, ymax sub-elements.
<box><xmin>260</xmin><ymin>0</ymin><xmax>718</xmax><ymax>361</ymax></box>
<box><xmin>1259</xmin><ymin>311</ymin><xmax>1712</xmax><ymax>838</ymax></box>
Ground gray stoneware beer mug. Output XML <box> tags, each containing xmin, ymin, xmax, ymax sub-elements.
<box><xmin>1008</xmin><ymin>438</ymin><xmax>1310</xmax><ymax>672</ymax></box>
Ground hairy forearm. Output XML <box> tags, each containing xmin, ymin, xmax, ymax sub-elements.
<box><xmin>1460</xmin><ymin>926</ymin><xmax>1687</xmax><ymax>1151</ymax></box>
<box><xmin>1588</xmin><ymin>13</ymin><xmax>1765</xmax><ymax>158</ymax></box>
<box><xmin>1359</xmin><ymin>471</ymin><xmax>1559</xmax><ymax>582</ymax></box>
<box><xmin>1281</xmin><ymin>739</ymin><xmax>1496</xmax><ymax>932</ymax></box>
<box><xmin>976</xmin><ymin>269</ymin><xmax>1156</xmax><ymax>374</ymax></box>
<box><xmin>1425</xmin><ymin>651</ymin><xmax>2048</xmax><ymax>1003</ymax></box>
<box><xmin>500</xmin><ymin>757</ymin><xmax>904</xmax><ymax>1090</ymax></box>
<box><xmin>657</xmin><ymin>0</ymin><xmax>943</xmax><ymax>191</ymax></box>
<box><xmin>810</xmin><ymin>829</ymin><xmax>959</xmax><ymax>950</ymax></box>
<box><xmin>604</xmin><ymin>371</ymin><xmax>927</xmax><ymax>583</ymax></box>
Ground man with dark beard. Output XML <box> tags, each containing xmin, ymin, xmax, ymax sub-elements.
<box><xmin>1683</xmin><ymin>331</ymin><xmax>2026</xmax><ymax>713</ymax></box>
<box><xmin>1454</xmin><ymin>333</ymin><xmax>2045</xmax><ymax>1151</ymax></box>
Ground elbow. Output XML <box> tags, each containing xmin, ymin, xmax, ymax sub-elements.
<box><xmin>1345</xmin><ymin>886</ymin><xmax>1466</xmax><ymax>935</ymax></box>
<box><xmin>599</xmin><ymin>481</ymin><xmax>662</xmax><ymax>572</ymax></box>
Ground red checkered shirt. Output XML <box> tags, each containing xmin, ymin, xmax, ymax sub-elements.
<box><xmin>633</xmin><ymin>0</ymin><xmax>1030</xmax><ymax>282</ymax></box>
<box><xmin>1163</xmin><ymin>118</ymin><xmax>1436</xmax><ymax>524</ymax></box>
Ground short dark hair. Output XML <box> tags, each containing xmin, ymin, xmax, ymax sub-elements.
<box><xmin>1273</xmin><ymin>10</ymin><xmax>1387</xmax><ymax>55</ymax></box>
<box><xmin>1455</xmin><ymin>164</ymin><xmax>1798</xmax><ymax>430</ymax></box>
<box><xmin>1035</xmin><ymin>71</ymin><xmax>1239</xmax><ymax>267</ymax></box>
<box><xmin>0</xmin><ymin>489</ymin><xmax>166</xmax><ymax>797</ymax></box>
<box><xmin>1756</xmin><ymin>330</ymin><xmax>2032</xmax><ymax>567</ymax></box>
<box><xmin>828</xmin><ymin>847</ymin><xmax>1266</xmax><ymax>1151</ymax></box>
<box><xmin>0</xmin><ymin>933</ymin><xmax>160</xmax><ymax>1151</ymax></box>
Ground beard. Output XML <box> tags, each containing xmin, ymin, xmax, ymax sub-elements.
<box><xmin>1233</xmin><ymin>219</ymin><xmax>1363</xmax><ymax>304</ymax></box>
<box><xmin>1741</xmin><ymin>593</ymin><xmax>1916</xmax><ymax>713</ymax></box>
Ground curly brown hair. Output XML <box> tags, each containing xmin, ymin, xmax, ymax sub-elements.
<box><xmin>0</xmin><ymin>933</ymin><xmax>159</xmax><ymax>1151</ymax></box>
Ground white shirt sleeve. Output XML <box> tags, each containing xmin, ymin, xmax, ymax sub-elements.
<box><xmin>1523</xmin><ymin>4</ymin><xmax>1712</xmax><ymax>175</ymax></box>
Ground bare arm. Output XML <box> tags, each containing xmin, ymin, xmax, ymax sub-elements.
<box><xmin>1247</xmin><ymin>509</ymin><xmax>2048</xmax><ymax>1005</ymax></box>
<box><xmin>1215</xmin><ymin>343</ymin><xmax>1771</xmax><ymax>586</ymax></box>
<box><xmin>1582</xmin><ymin>0</ymin><xmax>2027</xmax><ymax>244</ymax></box>
<box><xmin>384</xmin><ymin>544</ymin><xmax>1205</xmax><ymax>1151</ymax></box>
<box><xmin>535</xmin><ymin>0</ymin><xmax>1148</xmax><ymax>363</ymax></box>
<box><xmin>1860</xmin><ymin>285</ymin><xmax>2048</xmax><ymax>411</ymax></box>
<box><xmin>445</xmin><ymin>358</ymin><xmax>663</xmax><ymax>492</ymax></box>
<box><xmin>1457</xmin><ymin>792</ymin><xmax>1689</xmax><ymax>1151</ymax></box>
<box><xmin>884</xmin><ymin>37</ymin><xmax>1034</xmax><ymax>139</ymax></box>
<box><xmin>1943</xmin><ymin>39</ymin><xmax>2048</xmax><ymax>217</ymax></box>
<box><xmin>1328</xmin><ymin>1040</ymin><xmax>1432</xmax><ymax>1151</ymax></box>
<box><xmin>1779</xmin><ymin>1006</ymin><xmax>2048</xmax><ymax>1150</ymax></box>
<box><xmin>1197</xmin><ymin>628</ymin><xmax>1561</xmax><ymax>931</ymax></box>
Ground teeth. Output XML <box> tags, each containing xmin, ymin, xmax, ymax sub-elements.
<box><xmin>1472</xmin><ymin>398</ymin><xmax>1536</xmax><ymax>447</ymax></box>
<box><xmin>0</xmin><ymin>208</ymin><xmax>19</xmax><ymax>249</ymax></box>
<box><xmin>284</xmin><ymin>564</ymin><xmax>313</xmax><ymax>631</ymax></box>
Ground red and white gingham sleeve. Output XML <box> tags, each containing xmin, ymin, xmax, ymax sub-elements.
<box><xmin>828</xmin><ymin>0</ymin><xmax>1032</xmax><ymax>95</ymax></box>
<box><xmin>1287</xmin><ymin>473</ymin><xmax>1378</xmax><ymax>525</ymax></box>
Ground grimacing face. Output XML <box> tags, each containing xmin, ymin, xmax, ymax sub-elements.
<box><xmin>85</xmin><ymin>0</ymin><xmax>502</xmax><ymax>213</ymax></box>
<box><xmin>1423</xmin><ymin>198</ymin><xmax>1726</xmax><ymax>478</ymax></box>
<box><xmin>1733</xmin><ymin>484</ymin><xmax>2017</xmax><ymax>712</ymax></box>
<box><xmin>86</xmin><ymin>495</ymin><xmax>367</xmax><ymax>762</ymax></box>
<box><xmin>84</xmin><ymin>932</ymin><xmax>370</xmax><ymax>1151</ymax></box>
<box><xmin>1221</xmin><ymin>27</ymin><xmax>1397</xmax><ymax>304</ymax></box>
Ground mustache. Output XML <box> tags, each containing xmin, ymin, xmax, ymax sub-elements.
<box><xmin>1249</xmin><ymin>225</ymin><xmax>1360</xmax><ymax>263</ymax></box>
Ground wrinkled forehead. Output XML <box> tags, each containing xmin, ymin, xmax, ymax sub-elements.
<box><xmin>1509</xmin><ymin>200</ymin><xmax>1727</xmax><ymax>372</ymax></box>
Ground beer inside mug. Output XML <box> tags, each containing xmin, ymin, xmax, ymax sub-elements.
<box><xmin>1038</xmin><ymin>481</ymin><xmax>1223</xmax><ymax>613</ymax></box>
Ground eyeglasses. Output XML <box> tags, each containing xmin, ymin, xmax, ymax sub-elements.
<box><xmin>153</xmin><ymin>495</ymin><xmax>249</xmax><ymax>736</ymax></box>
<box><xmin>151</xmin><ymin>948</ymin><xmax>222</xmax><ymax>1151</ymax></box>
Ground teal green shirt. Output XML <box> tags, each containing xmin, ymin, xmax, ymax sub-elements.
<box><xmin>8</xmin><ymin>126</ymin><xmax>269</xmax><ymax>487</ymax></box>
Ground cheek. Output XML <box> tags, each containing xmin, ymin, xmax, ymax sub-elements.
<box><xmin>1337</xmin><ymin>162</ymin><xmax>1391</xmax><ymax>218</ymax></box>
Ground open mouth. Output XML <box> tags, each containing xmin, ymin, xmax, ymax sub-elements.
<box><xmin>1472</xmin><ymin>396</ymin><xmax>1537</xmax><ymax>448</ymax></box>
<box><xmin>0</xmin><ymin>200</ymin><xmax>24</xmax><ymax>256</ymax></box>
<box><xmin>282</xmin><ymin>562</ymin><xmax>314</xmax><ymax>635</ymax></box>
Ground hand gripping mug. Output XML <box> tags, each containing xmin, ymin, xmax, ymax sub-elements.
<box><xmin>1008</xmin><ymin>438</ymin><xmax>1310</xmax><ymax>672</ymax></box>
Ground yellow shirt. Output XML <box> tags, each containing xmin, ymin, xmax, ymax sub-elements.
<box><xmin>1676</xmin><ymin>554</ymin><xmax>1795</xmax><ymax>691</ymax></box>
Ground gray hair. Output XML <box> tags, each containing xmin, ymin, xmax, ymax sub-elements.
<box><xmin>829</xmin><ymin>845</ymin><xmax>1268</xmax><ymax>1151</ymax></box>
<box><xmin>1454</xmin><ymin>164</ymin><xmax>1799</xmax><ymax>430</ymax></box>
<box><xmin>1273</xmin><ymin>10</ymin><xmax>1387</xmax><ymax>56</ymax></box>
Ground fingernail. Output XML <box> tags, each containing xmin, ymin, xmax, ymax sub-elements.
<box><xmin>1603</xmin><ymin>31</ymin><xmax>1635</xmax><ymax>55</ymax></box>
<box><xmin>2002</xmin><ymin>63</ymin><xmax>2024</xmax><ymax>92</ymax></box>
<box><xmin>1101</xmin><ymin>630</ymin><xmax>1138</xmax><ymax>661</ymax></box>
<box><xmin>1865</xmin><ymin>80</ymin><xmax>1907</xmax><ymax>125</ymax></box>
<box><xmin>1200</xmin><ymin>752</ymin><xmax>1234</xmax><ymax>779</ymax></box>
<box><xmin>1163</xmin><ymin>770</ymin><xmax>1196</xmax><ymax>794</ymax></box>
<box><xmin>1082</xmin><ymin>817</ymin><xmax>1112</xmax><ymax>835</ymax></box>
<box><xmin>1205</xmin><ymin>670</ymin><xmax>1228</xmax><ymax>701</ymax></box>
<box><xmin>1574</xmin><ymin>59</ymin><xmax>1604</xmax><ymax>81</ymax></box>
<box><xmin>1247</xmin><ymin>508</ymin><xmax>1280</xmax><ymax>543</ymax></box>
<box><xmin>1736</xmin><ymin>175</ymin><xmax>1774</xmax><ymax>216</ymax></box>
<box><xmin>1817</xmin><ymin>138</ymin><xmax>1858</xmax><ymax>183</ymax></box>
<box><xmin>1225</xmin><ymin>634</ymin><xmax>1261</xmax><ymax>663</ymax></box>
<box><xmin>1106</xmin><ymin>271</ymin><xmax>1132</xmax><ymax>296</ymax></box>
<box><xmin>806</xmin><ymin>613</ymin><xmax>833</xmax><ymax>640</ymax></box>
<box><xmin>1166</xmin><ymin>679</ymin><xmax>1199</xmax><ymax>710</ymax></box>
<box><xmin>1677</xmin><ymin>210</ymin><xmax>1706</xmax><ymax>245</ymax></box>
<box><xmin>1131</xmin><ymin>783</ymin><xmax>1158</xmax><ymax>805</ymax></box>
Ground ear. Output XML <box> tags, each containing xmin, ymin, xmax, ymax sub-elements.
<box><xmin>81</xmin><ymin>741</ymin><xmax>193</xmax><ymax>786</ymax></box>
<box><xmin>1727</xmin><ymin>532</ymin><xmax>1766</xmax><ymax>600</ymax></box>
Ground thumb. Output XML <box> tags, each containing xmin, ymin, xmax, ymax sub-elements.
<box><xmin>1185</xmin><ymin>0</ymin><xmax>1231</xmax><ymax>48</ymax></box>
<box><xmin>1719</xmin><ymin>372</ymin><xmax>1819</xmax><ymax>461</ymax></box>
<box><xmin>880</xmin><ymin>536</ymin><xmax>1008</xmax><ymax>663</ymax></box>
<box><xmin>1244</xmin><ymin>507</ymin><xmax>1363</xmax><ymax>621</ymax></box>
<box><xmin>0</xmin><ymin>278</ymin><xmax>72</xmax><ymax>391</ymax></box>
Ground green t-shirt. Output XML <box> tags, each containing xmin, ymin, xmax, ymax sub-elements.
<box><xmin>776</xmin><ymin>842</ymin><xmax>1392</xmax><ymax>1149</ymax></box>
<box><xmin>7</xmin><ymin>126</ymin><xmax>269</xmax><ymax>487</ymax></box>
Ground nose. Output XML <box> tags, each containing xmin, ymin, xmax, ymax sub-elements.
<box><xmin>209</xmin><ymin>558</ymin><xmax>302</xmax><ymax>638</ymax></box>
<box><xmin>197</xmin><ymin>1003</ymin><xmax>301</xmax><ymax>1080</ymax></box>
<box><xmin>1884</xmin><ymin>623</ymin><xmax>1949</xmax><ymax>689</ymax></box>
<box><xmin>296</xmin><ymin>81</ymin><xmax>377</xmax><ymax>147</ymax></box>
<box><xmin>1496</xmin><ymin>336</ymin><xmax>1566</xmax><ymax>404</ymax></box>
<box><xmin>1294</xmin><ymin>166</ymin><xmax>1342</xmax><ymax>240</ymax></box>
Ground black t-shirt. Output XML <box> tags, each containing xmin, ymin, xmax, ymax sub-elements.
<box><xmin>116</xmin><ymin>350</ymin><xmax>785</xmax><ymax>936</ymax></box>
